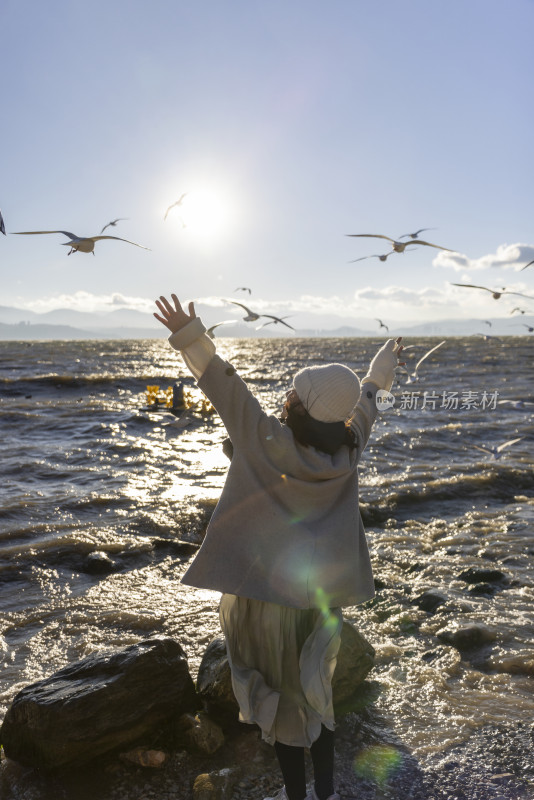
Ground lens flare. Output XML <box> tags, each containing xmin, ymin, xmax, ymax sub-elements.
<box><xmin>313</xmin><ymin>587</ymin><xmax>339</xmax><ymax>632</ymax></box>
<box><xmin>353</xmin><ymin>744</ymin><xmax>402</xmax><ymax>786</ymax></box>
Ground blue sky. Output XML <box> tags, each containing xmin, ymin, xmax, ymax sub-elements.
<box><xmin>2</xmin><ymin>0</ymin><xmax>533</xmax><ymax>331</ymax></box>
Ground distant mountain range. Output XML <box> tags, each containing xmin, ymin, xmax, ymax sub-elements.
<box><xmin>0</xmin><ymin>304</ymin><xmax>532</xmax><ymax>340</ymax></box>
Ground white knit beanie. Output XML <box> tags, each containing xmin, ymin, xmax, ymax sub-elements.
<box><xmin>292</xmin><ymin>363</ymin><xmax>361</xmax><ymax>423</ymax></box>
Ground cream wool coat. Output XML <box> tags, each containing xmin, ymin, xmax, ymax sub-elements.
<box><xmin>173</xmin><ymin>324</ymin><xmax>380</xmax><ymax>610</ymax></box>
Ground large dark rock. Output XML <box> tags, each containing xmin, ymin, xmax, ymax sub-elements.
<box><xmin>458</xmin><ymin>568</ymin><xmax>508</xmax><ymax>585</ymax></box>
<box><xmin>0</xmin><ymin>637</ymin><xmax>197</xmax><ymax>770</ymax></box>
<box><xmin>196</xmin><ymin>638</ymin><xmax>237</xmax><ymax>726</ymax></box>
<box><xmin>84</xmin><ymin>550</ymin><xmax>118</xmax><ymax>574</ymax></box>
<box><xmin>437</xmin><ymin>623</ymin><xmax>498</xmax><ymax>651</ymax></box>
<box><xmin>412</xmin><ymin>590</ymin><xmax>447</xmax><ymax>614</ymax></box>
<box><xmin>196</xmin><ymin>621</ymin><xmax>375</xmax><ymax>724</ymax></box>
<box><xmin>332</xmin><ymin>621</ymin><xmax>375</xmax><ymax>714</ymax></box>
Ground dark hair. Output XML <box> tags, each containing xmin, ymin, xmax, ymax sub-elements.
<box><xmin>282</xmin><ymin>401</ymin><xmax>356</xmax><ymax>455</ymax></box>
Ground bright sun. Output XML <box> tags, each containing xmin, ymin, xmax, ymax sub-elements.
<box><xmin>170</xmin><ymin>188</ymin><xmax>234</xmax><ymax>243</ymax></box>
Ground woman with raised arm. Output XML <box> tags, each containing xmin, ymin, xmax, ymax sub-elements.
<box><xmin>154</xmin><ymin>293</ymin><xmax>403</xmax><ymax>800</ymax></box>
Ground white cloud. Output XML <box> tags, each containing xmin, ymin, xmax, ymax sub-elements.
<box><xmin>17</xmin><ymin>291</ymin><xmax>155</xmax><ymax>314</ymax></box>
<box><xmin>433</xmin><ymin>243</ymin><xmax>534</xmax><ymax>272</ymax></box>
<box><xmin>10</xmin><ymin>283</ymin><xmax>533</xmax><ymax>328</ymax></box>
<box><xmin>210</xmin><ymin>286</ymin><xmax>534</xmax><ymax>322</ymax></box>
<box><xmin>198</xmin><ymin>294</ymin><xmax>360</xmax><ymax>316</ymax></box>
<box><xmin>353</xmin><ymin>282</ymin><xmax>534</xmax><ymax>320</ymax></box>
<box><xmin>354</xmin><ymin>285</ymin><xmax>452</xmax><ymax>309</ymax></box>
<box><xmin>272</xmin><ymin>295</ymin><xmax>357</xmax><ymax>314</ymax></box>
<box><xmin>196</xmin><ymin>295</ymin><xmax>241</xmax><ymax>309</ymax></box>
<box><xmin>208</xmin><ymin>285</ymin><xmax>530</xmax><ymax>323</ymax></box>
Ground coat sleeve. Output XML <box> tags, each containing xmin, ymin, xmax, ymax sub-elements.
<box><xmin>168</xmin><ymin>318</ymin><xmax>268</xmax><ymax>445</ymax></box>
<box><xmin>168</xmin><ymin>318</ymin><xmax>216</xmax><ymax>381</ymax></box>
<box><xmin>197</xmin><ymin>355</ymin><xmax>272</xmax><ymax>447</ymax></box>
<box><xmin>350</xmin><ymin>381</ymin><xmax>379</xmax><ymax>461</ymax></box>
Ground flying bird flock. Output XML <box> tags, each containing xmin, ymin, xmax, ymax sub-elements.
<box><xmin>346</xmin><ymin>230</ymin><xmax>453</xmax><ymax>255</ymax></box>
<box><xmin>1</xmin><ymin>201</ymin><xmax>298</xmax><ymax>334</ymax></box>
<box><xmin>347</xmin><ymin>227</ymin><xmax>534</xmax><ymax>336</ymax></box>
<box><xmin>2</xmin><ymin>203</ymin><xmax>533</xmax><ymax>344</ymax></box>
<box><xmin>3</xmin><ymin>195</ymin><xmax>191</xmax><ymax>254</ymax></box>
<box><xmin>2</xmin><ymin>203</ymin><xmax>532</xmax><ymax>461</ymax></box>
<box><xmin>228</xmin><ymin>300</ymin><xmax>295</xmax><ymax>330</ymax></box>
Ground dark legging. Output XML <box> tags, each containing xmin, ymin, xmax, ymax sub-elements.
<box><xmin>274</xmin><ymin>725</ymin><xmax>335</xmax><ymax>800</ymax></box>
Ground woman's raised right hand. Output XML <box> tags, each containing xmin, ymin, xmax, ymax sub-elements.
<box><xmin>154</xmin><ymin>294</ymin><xmax>196</xmax><ymax>334</ymax></box>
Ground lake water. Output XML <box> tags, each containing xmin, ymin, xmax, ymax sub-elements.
<box><xmin>0</xmin><ymin>335</ymin><xmax>533</xmax><ymax>770</ymax></box>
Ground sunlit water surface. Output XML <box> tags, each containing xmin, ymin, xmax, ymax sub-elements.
<box><xmin>0</xmin><ymin>336</ymin><xmax>533</xmax><ymax>764</ymax></box>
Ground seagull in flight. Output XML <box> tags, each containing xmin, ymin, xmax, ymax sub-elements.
<box><xmin>521</xmin><ymin>259</ymin><xmax>534</xmax><ymax>271</ymax></box>
<box><xmin>257</xmin><ymin>315</ymin><xmax>295</xmax><ymax>331</ymax></box>
<box><xmin>228</xmin><ymin>300</ymin><xmax>261</xmax><ymax>321</ymax></box>
<box><xmin>474</xmin><ymin>333</ymin><xmax>502</xmax><ymax>342</ymax></box>
<box><xmin>451</xmin><ymin>283</ymin><xmax>534</xmax><ymax>300</ymax></box>
<box><xmin>498</xmin><ymin>399</ymin><xmax>534</xmax><ymax>410</ymax></box>
<box><xmin>349</xmin><ymin>246</ymin><xmax>417</xmax><ymax>264</ymax></box>
<box><xmin>207</xmin><ymin>320</ymin><xmax>237</xmax><ymax>338</ymax></box>
<box><xmin>234</xmin><ymin>287</ymin><xmax>252</xmax><ymax>294</ymax></box>
<box><xmin>346</xmin><ymin>233</ymin><xmax>453</xmax><ymax>253</ymax></box>
<box><xmin>472</xmin><ymin>437</ymin><xmax>523</xmax><ymax>460</ymax></box>
<box><xmin>100</xmin><ymin>218</ymin><xmax>129</xmax><ymax>233</ymax></box>
<box><xmin>349</xmin><ymin>251</ymin><xmax>395</xmax><ymax>263</ymax></box>
<box><xmin>375</xmin><ymin>318</ymin><xmax>389</xmax><ymax>332</ymax></box>
<box><xmin>398</xmin><ymin>227</ymin><xmax>436</xmax><ymax>239</ymax></box>
<box><xmin>11</xmin><ymin>230</ymin><xmax>150</xmax><ymax>255</ymax></box>
<box><xmin>510</xmin><ymin>307</ymin><xmax>526</xmax><ymax>315</ymax></box>
<box><xmin>164</xmin><ymin>193</ymin><xmax>188</xmax><ymax>221</ymax></box>
<box><xmin>404</xmin><ymin>340</ymin><xmax>446</xmax><ymax>383</ymax></box>
<box><xmin>513</xmin><ymin>323</ymin><xmax>534</xmax><ymax>332</ymax></box>
<box><xmin>0</xmin><ymin>209</ymin><xmax>5</xmax><ymax>235</ymax></box>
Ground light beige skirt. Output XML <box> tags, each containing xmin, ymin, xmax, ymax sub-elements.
<box><xmin>219</xmin><ymin>593</ymin><xmax>343</xmax><ymax>748</ymax></box>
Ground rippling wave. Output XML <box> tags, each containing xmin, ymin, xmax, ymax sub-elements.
<box><xmin>1</xmin><ymin>335</ymin><xmax>533</xmax><ymax>764</ymax></box>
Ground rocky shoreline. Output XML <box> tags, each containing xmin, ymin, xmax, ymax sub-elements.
<box><xmin>1</xmin><ymin>625</ymin><xmax>533</xmax><ymax>800</ymax></box>
<box><xmin>2</xmin><ymin>534</ymin><xmax>533</xmax><ymax>800</ymax></box>
<box><xmin>0</xmin><ymin>625</ymin><xmax>378</xmax><ymax>799</ymax></box>
<box><xmin>1</xmin><ymin>709</ymin><xmax>532</xmax><ymax>799</ymax></box>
